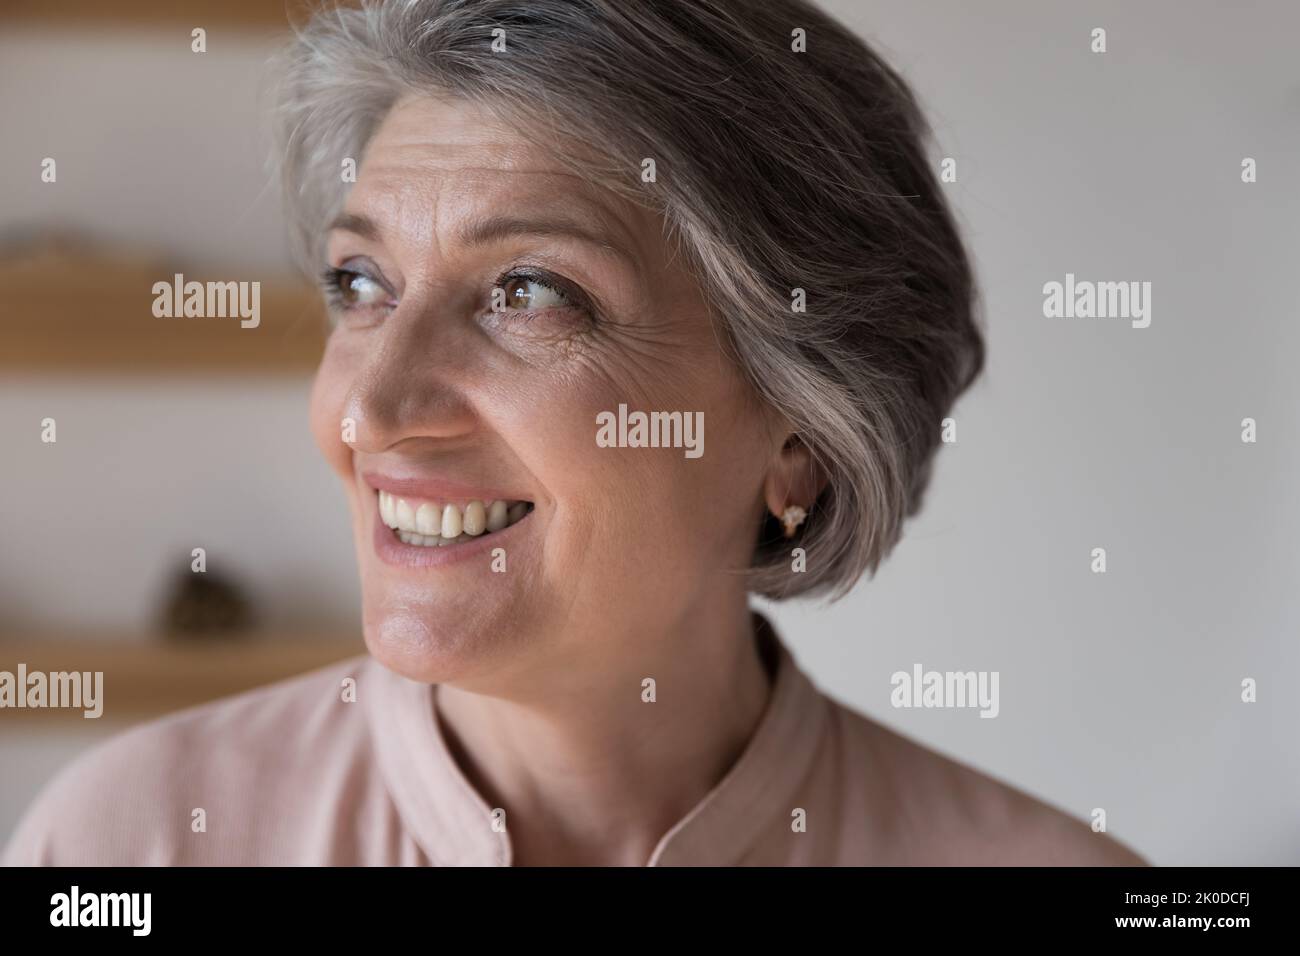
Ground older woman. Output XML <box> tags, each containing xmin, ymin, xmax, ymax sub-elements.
<box><xmin>4</xmin><ymin>0</ymin><xmax>1144</xmax><ymax>866</ymax></box>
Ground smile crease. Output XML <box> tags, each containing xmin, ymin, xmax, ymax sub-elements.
<box><xmin>378</xmin><ymin>490</ymin><xmax>532</xmax><ymax>547</ymax></box>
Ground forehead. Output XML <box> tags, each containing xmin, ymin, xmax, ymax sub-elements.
<box><xmin>345</xmin><ymin>94</ymin><xmax>649</xmax><ymax>254</ymax></box>
<box><xmin>360</xmin><ymin>93</ymin><xmax>559</xmax><ymax>176</ymax></box>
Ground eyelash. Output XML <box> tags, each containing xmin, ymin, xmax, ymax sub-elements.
<box><xmin>318</xmin><ymin>266</ymin><xmax>391</xmax><ymax>316</ymax></box>
<box><xmin>317</xmin><ymin>266</ymin><xmax>593</xmax><ymax>322</ymax></box>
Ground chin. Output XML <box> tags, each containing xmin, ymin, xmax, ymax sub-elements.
<box><xmin>359</xmin><ymin>584</ymin><xmax>538</xmax><ymax>687</ymax></box>
<box><xmin>361</xmin><ymin>608</ymin><xmax>474</xmax><ymax>684</ymax></box>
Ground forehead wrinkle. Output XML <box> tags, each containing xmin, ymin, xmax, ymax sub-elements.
<box><xmin>347</xmin><ymin>157</ymin><xmax>654</xmax><ymax>273</ymax></box>
<box><xmin>343</xmin><ymin>166</ymin><xmax>444</xmax><ymax>267</ymax></box>
<box><xmin>343</xmin><ymin>96</ymin><xmax>659</xmax><ymax>271</ymax></box>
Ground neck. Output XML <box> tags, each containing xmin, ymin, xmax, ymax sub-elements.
<box><xmin>433</xmin><ymin>594</ymin><xmax>774</xmax><ymax>866</ymax></box>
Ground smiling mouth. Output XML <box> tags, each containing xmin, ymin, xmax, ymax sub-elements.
<box><xmin>378</xmin><ymin>490</ymin><xmax>533</xmax><ymax>548</ymax></box>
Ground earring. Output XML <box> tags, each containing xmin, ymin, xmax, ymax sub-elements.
<box><xmin>780</xmin><ymin>504</ymin><xmax>807</xmax><ymax>538</ymax></box>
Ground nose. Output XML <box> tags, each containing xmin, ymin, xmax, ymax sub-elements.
<box><xmin>342</xmin><ymin>291</ymin><xmax>479</xmax><ymax>453</ymax></box>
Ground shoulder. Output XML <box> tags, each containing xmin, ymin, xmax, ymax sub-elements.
<box><xmin>3</xmin><ymin>653</ymin><xmax>376</xmax><ymax>866</ymax></box>
<box><xmin>822</xmin><ymin>699</ymin><xmax>1148</xmax><ymax>866</ymax></box>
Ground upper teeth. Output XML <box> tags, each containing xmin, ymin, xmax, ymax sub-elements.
<box><xmin>378</xmin><ymin>491</ymin><xmax>530</xmax><ymax>546</ymax></box>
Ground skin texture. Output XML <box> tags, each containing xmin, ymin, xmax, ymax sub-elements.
<box><xmin>310</xmin><ymin>95</ymin><xmax>820</xmax><ymax>865</ymax></box>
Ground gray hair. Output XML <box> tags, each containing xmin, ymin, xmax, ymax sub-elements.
<box><xmin>272</xmin><ymin>0</ymin><xmax>984</xmax><ymax>601</ymax></box>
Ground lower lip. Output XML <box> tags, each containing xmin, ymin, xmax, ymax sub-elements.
<box><xmin>371</xmin><ymin>505</ymin><xmax>531</xmax><ymax>568</ymax></box>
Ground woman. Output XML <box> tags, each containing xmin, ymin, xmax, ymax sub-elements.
<box><xmin>4</xmin><ymin>0</ymin><xmax>1144</xmax><ymax>866</ymax></box>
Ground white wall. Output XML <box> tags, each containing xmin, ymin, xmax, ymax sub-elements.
<box><xmin>764</xmin><ymin>0</ymin><xmax>1300</xmax><ymax>865</ymax></box>
<box><xmin>0</xmin><ymin>24</ymin><xmax>291</xmax><ymax>271</ymax></box>
<box><xmin>0</xmin><ymin>377</ymin><xmax>359</xmax><ymax>634</ymax></box>
<box><xmin>3</xmin><ymin>2</ymin><xmax>1298</xmax><ymax>863</ymax></box>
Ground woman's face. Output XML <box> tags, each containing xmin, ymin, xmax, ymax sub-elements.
<box><xmin>310</xmin><ymin>95</ymin><xmax>779</xmax><ymax>688</ymax></box>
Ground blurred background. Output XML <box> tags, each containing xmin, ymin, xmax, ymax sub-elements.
<box><xmin>0</xmin><ymin>0</ymin><xmax>365</xmax><ymax>839</ymax></box>
<box><xmin>2</xmin><ymin>0</ymin><xmax>1297</xmax><ymax>864</ymax></box>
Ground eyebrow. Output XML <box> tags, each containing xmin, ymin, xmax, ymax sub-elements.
<box><xmin>328</xmin><ymin>212</ymin><xmax>379</xmax><ymax>241</ymax></box>
<box><xmin>327</xmin><ymin>211</ymin><xmax>634</xmax><ymax>265</ymax></box>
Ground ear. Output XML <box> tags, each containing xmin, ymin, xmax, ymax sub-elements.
<box><xmin>763</xmin><ymin>434</ymin><xmax>827</xmax><ymax>520</ymax></box>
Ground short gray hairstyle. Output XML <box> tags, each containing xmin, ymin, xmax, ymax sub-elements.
<box><xmin>272</xmin><ymin>0</ymin><xmax>984</xmax><ymax>601</ymax></box>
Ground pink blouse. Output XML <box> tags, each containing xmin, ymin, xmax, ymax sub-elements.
<box><xmin>3</xmin><ymin>618</ymin><xmax>1146</xmax><ymax>866</ymax></box>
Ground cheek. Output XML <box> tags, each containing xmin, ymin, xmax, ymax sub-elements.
<box><xmin>514</xmin><ymin>345</ymin><xmax>767</xmax><ymax>573</ymax></box>
<box><xmin>308</xmin><ymin>344</ymin><xmax>356</xmax><ymax>481</ymax></box>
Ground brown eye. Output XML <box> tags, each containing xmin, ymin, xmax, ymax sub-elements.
<box><xmin>501</xmin><ymin>276</ymin><xmax>569</xmax><ymax>311</ymax></box>
<box><xmin>337</xmin><ymin>271</ymin><xmax>387</xmax><ymax>307</ymax></box>
<box><xmin>321</xmin><ymin>266</ymin><xmax>390</xmax><ymax>312</ymax></box>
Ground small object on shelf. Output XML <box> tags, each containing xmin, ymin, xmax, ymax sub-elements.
<box><xmin>160</xmin><ymin>570</ymin><xmax>254</xmax><ymax>639</ymax></box>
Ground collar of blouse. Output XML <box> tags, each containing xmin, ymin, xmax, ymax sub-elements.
<box><xmin>363</xmin><ymin>611</ymin><xmax>828</xmax><ymax>866</ymax></box>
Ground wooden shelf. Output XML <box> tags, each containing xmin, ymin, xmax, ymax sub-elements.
<box><xmin>0</xmin><ymin>636</ymin><xmax>364</xmax><ymax>723</ymax></box>
<box><xmin>1</xmin><ymin>0</ymin><xmax>329</xmax><ymax>30</ymax></box>
<box><xmin>0</xmin><ymin>246</ymin><xmax>327</xmax><ymax>375</ymax></box>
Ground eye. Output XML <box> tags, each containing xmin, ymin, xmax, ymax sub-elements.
<box><xmin>320</xmin><ymin>266</ymin><xmax>392</xmax><ymax>312</ymax></box>
<box><xmin>496</xmin><ymin>273</ymin><xmax>577</xmax><ymax>313</ymax></box>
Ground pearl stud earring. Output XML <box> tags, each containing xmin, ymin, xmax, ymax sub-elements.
<box><xmin>781</xmin><ymin>504</ymin><xmax>807</xmax><ymax>538</ymax></box>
